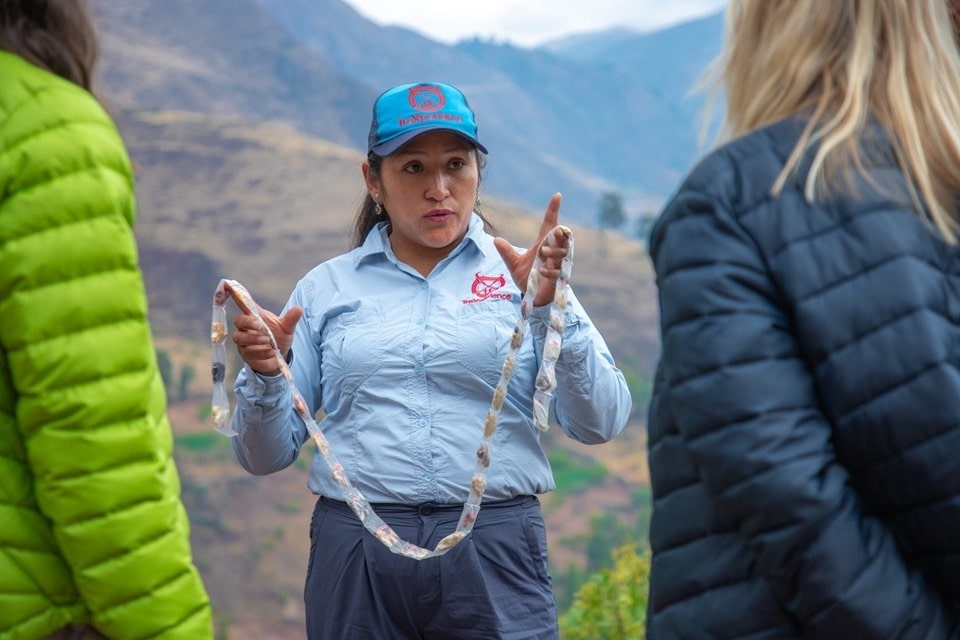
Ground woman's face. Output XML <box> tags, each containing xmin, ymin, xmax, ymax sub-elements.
<box><xmin>365</xmin><ymin>130</ymin><xmax>480</xmax><ymax>269</ymax></box>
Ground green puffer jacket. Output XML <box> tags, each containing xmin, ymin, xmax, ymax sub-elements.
<box><xmin>0</xmin><ymin>52</ymin><xmax>213</xmax><ymax>639</ymax></box>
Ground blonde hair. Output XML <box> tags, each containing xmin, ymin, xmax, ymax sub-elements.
<box><xmin>708</xmin><ymin>0</ymin><xmax>960</xmax><ymax>242</ymax></box>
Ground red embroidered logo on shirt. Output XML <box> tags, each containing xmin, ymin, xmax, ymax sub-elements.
<box><xmin>463</xmin><ymin>273</ymin><xmax>510</xmax><ymax>304</ymax></box>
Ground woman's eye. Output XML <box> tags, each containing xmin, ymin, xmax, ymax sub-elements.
<box><xmin>403</xmin><ymin>162</ymin><xmax>422</xmax><ymax>173</ymax></box>
<box><xmin>449</xmin><ymin>159</ymin><xmax>465</xmax><ymax>170</ymax></box>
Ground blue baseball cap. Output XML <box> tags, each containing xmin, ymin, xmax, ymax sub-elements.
<box><xmin>367</xmin><ymin>82</ymin><xmax>488</xmax><ymax>157</ymax></box>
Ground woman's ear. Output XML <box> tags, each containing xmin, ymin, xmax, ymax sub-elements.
<box><xmin>361</xmin><ymin>162</ymin><xmax>378</xmax><ymax>198</ymax></box>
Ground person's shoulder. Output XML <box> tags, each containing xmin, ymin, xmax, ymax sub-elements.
<box><xmin>655</xmin><ymin>119</ymin><xmax>803</xmax><ymax>226</ymax></box>
<box><xmin>0</xmin><ymin>52</ymin><xmax>134</xmax><ymax>232</ymax></box>
<box><xmin>0</xmin><ymin>51</ymin><xmax>127</xmax><ymax>199</ymax></box>
<box><xmin>649</xmin><ymin>118</ymin><xmax>806</xmax><ymax>258</ymax></box>
<box><xmin>679</xmin><ymin>118</ymin><xmax>805</xmax><ymax>210</ymax></box>
<box><xmin>298</xmin><ymin>246</ymin><xmax>367</xmax><ymax>286</ymax></box>
<box><xmin>0</xmin><ymin>51</ymin><xmax>109</xmax><ymax>134</ymax></box>
<box><xmin>303</xmin><ymin>250</ymin><xmax>354</xmax><ymax>276</ymax></box>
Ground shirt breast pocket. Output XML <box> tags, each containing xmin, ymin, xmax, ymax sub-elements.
<box><xmin>322</xmin><ymin>307</ymin><xmax>384</xmax><ymax>395</ymax></box>
<box><xmin>456</xmin><ymin>301</ymin><xmax>520</xmax><ymax>384</ymax></box>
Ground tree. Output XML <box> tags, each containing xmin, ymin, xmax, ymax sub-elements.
<box><xmin>178</xmin><ymin>362</ymin><xmax>196</xmax><ymax>403</ymax></box>
<box><xmin>156</xmin><ymin>348</ymin><xmax>173</xmax><ymax>388</ymax></box>
<box><xmin>598</xmin><ymin>191</ymin><xmax>627</xmax><ymax>259</ymax></box>
<box><xmin>585</xmin><ymin>511</ymin><xmax>624</xmax><ymax>573</ymax></box>
<box><xmin>556</xmin><ymin>563</ymin><xmax>585</xmax><ymax>612</ymax></box>
<box><xmin>559</xmin><ymin>543</ymin><xmax>651</xmax><ymax>640</ymax></box>
<box><xmin>598</xmin><ymin>191</ymin><xmax>627</xmax><ymax>233</ymax></box>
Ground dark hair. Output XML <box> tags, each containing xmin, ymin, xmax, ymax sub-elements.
<box><xmin>0</xmin><ymin>0</ymin><xmax>98</xmax><ymax>91</ymax></box>
<box><xmin>953</xmin><ymin>0</ymin><xmax>960</xmax><ymax>39</ymax></box>
<box><xmin>350</xmin><ymin>147</ymin><xmax>496</xmax><ymax>248</ymax></box>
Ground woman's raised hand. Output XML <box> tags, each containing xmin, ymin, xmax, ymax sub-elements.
<box><xmin>494</xmin><ymin>192</ymin><xmax>571</xmax><ymax>307</ymax></box>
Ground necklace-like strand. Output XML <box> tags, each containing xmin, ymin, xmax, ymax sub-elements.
<box><xmin>209</xmin><ymin>227</ymin><xmax>573</xmax><ymax>559</ymax></box>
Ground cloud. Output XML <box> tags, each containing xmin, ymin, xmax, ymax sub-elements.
<box><xmin>344</xmin><ymin>0</ymin><xmax>727</xmax><ymax>47</ymax></box>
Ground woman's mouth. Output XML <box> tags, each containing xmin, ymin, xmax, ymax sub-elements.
<box><xmin>426</xmin><ymin>209</ymin><xmax>453</xmax><ymax>220</ymax></box>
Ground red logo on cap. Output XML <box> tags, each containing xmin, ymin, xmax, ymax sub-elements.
<box><xmin>408</xmin><ymin>85</ymin><xmax>446</xmax><ymax>112</ymax></box>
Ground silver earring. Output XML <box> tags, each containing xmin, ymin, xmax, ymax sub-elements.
<box><xmin>476</xmin><ymin>194</ymin><xmax>482</xmax><ymax>208</ymax></box>
<box><xmin>374</xmin><ymin>202</ymin><xmax>383</xmax><ymax>217</ymax></box>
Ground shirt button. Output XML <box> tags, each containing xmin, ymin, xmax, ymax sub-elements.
<box><xmin>418</xmin><ymin>418</ymin><xmax>427</xmax><ymax>427</ymax></box>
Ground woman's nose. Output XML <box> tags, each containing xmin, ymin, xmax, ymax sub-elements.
<box><xmin>425</xmin><ymin>172</ymin><xmax>450</xmax><ymax>201</ymax></box>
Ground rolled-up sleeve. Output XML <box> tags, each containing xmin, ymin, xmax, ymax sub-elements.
<box><xmin>231</xmin><ymin>284</ymin><xmax>319</xmax><ymax>475</ymax></box>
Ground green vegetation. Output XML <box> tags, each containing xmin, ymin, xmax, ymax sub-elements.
<box><xmin>156</xmin><ymin>348</ymin><xmax>200</xmax><ymax>403</ymax></box>
<box><xmin>598</xmin><ymin>191</ymin><xmax>627</xmax><ymax>233</ymax></box>
<box><xmin>175</xmin><ymin>430</ymin><xmax>224</xmax><ymax>453</ymax></box>
<box><xmin>597</xmin><ymin>190</ymin><xmax>628</xmax><ymax>259</ymax></box>
<box><xmin>156</xmin><ymin>348</ymin><xmax>173</xmax><ymax>387</ymax></box>
<box><xmin>294</xmin><ymin>454</ymin><xmax>310</xmax><ymax>470</ymax></box>
<box><xmin>174</xmin><ymin>431</ymin><xmax>234</xmax><ymax>462</ymax></box>
<box><xmin>548</xmin><ymin>449</ymin><xmax>609</xmax><ymax>493</ymax></box>
<box><xmin>554</xmin><ymin>483</ymin><xmax>653</xmax><ymax>612</ymax></box>
<box><xmin>178</xmin><ymin>362</ymin><xmax>196</xmax><ymax>402</ymax></box>
<box><xmin>559</xmin><ymin>543</ymin><xmax>650</xmax><ymax>639</ymax></box>
<box><xmin>631</xmin><ymin>485</ymin><xmax>653</xmax><ymax>522</ymax></box>
<box><xmin>619</xmin><ymin>363</ymin><xmax>652</xmax><ymax>421</ymax></box>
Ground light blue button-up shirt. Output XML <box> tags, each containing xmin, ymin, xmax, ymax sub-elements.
<box><xmin>231</xmin><ymin>214</ymin><xmax>631</xmax><ymax>504</ymax></box>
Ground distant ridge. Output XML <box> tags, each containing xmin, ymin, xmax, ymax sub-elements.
<box><xmin>94</xmin><ymin>0</ymin><xmax>724</xmax><ymax>226</ymax></box>
<box><xmin>540</xmin><ymin>27</ymin><xmax>642</xmax><ymax>59</ymax></box>
<box><xmin>119</xmin><ymin>109</ymin><xmax>660</xmax><ymax>375</ymax></box>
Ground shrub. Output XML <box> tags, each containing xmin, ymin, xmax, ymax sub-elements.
<box><xmin>559</xmin><ymin>543</ymin><xmax>650</xmax><ymax>640</ymax></box>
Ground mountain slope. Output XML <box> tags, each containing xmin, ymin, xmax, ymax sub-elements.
<box><xmin>92</xmin><ymin>0</ymin><xmax>725</xmax><ymax>225</ymax></box>
<box><xmin>118</xmin><ymin>109</ymin><xmax>660</xmax><ymax>375</ymax></box>
<box><xmin>543</xmin><ymin>13</ymin><xmax>726</xmax><ymax>144</ymax></box>
<box><xmin>93</xmin><ymin>0</ymin><xmax>373</xmax><ymax>148</ymax></box>
<box><xmin>257</xmin><ymin>1</ymin><xmax>726</xmax><ymax>218</ymax></box>
<box><xmin>254</xmin><ymin>0</ymin><xmax>615</xmax><ymax>220</ymax></box>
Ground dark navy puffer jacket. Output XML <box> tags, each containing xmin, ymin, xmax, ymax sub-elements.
<box><xmin>646</xmin><ymin>117</ymin><xmax>960</xmax><ymax>639</ymax></box>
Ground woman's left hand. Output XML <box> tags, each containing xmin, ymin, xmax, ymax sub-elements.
<box><xmin>494</xmin><ymin>192</ymin><xmax>571</xmax><ymax>307</ymax></box>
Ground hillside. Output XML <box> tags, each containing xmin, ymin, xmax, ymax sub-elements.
<box><xmin>119</xmin><ymin>109</ymin><xmax>661</xmax><ymax>375</ymax></box>
<box><xmin>92</xmin><ymin>0</ymin><xmax>723</xmax><ymax>225</ymax></box>
<box><xmin>92</xmin><ymin>0</ymin><xmax>372</xmax><ymax>148</ymax></box>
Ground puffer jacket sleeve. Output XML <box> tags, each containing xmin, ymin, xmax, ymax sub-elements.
<box><xmin>0</xmin><ymin>82</ymin><xmax>213</xmax><ymax>636</ymax></box>
<box><xmin>649</xmin><ymin>182</ymin><xmax>954</xmax><ymax>638</ymax></box>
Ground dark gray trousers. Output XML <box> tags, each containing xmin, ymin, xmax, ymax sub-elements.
<box><xmin>304</xmin><ymin>495</ymin><xmax>559</xmax><ymax>640</ymax></box>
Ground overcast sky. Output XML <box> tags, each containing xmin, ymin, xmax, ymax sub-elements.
<box><xmin>342</xmin><ymin>0</ymin><xmax>728</xmax><ymax>47</ymax></box>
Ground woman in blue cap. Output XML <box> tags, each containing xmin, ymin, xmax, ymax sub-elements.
<box><xmin>222</xmin><ymin>82</ymin><xmax>632</xmax><ymax>639</ymax></box>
